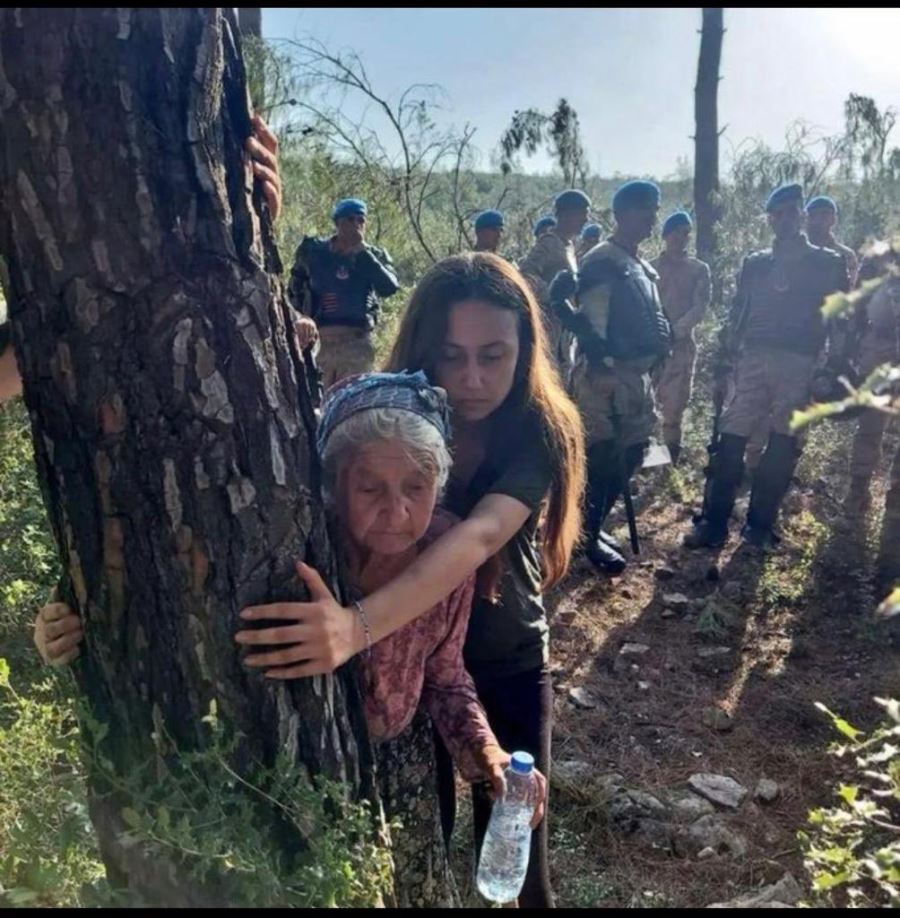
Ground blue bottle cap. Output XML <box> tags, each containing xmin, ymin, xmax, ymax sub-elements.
<box><xmin>510</xmin><ymin>751</ymin><xmax>534</xmax><ymax>775</ymax></box>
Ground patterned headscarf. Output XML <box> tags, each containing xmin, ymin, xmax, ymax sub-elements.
<box><xmin>316</xmin><ymin>371</ymin><xmax>452</xmax><ymax>456</ymax></box>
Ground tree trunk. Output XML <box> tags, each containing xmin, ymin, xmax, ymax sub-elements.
<box><xmin>0</xmin><ymin>8</ymin><xmax>374</xmax><ymax>904</ymax></box>
<box><xmin>694</xmin><ymin>8</ymin><xmax>724</xmax><ymax>266</ymax></box>
<box><xmin>238</xmin><ymin>8</ymin><xmax>263</xmax><ymax>39</ymax></box>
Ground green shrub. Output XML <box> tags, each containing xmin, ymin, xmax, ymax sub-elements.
<box><xmin>800</xmin><ymin>698</ymin><xmax>900</xmax><ymax>908</ymax></box>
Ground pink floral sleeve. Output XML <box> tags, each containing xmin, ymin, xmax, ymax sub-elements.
<box><xmin>421</xmin><ymin>572</ymin><xmax>500</xmax><ymax>783</ymax></box>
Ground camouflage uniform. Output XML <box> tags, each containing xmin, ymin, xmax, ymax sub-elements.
<box><xmin>650</xmin><ymin>251</ymin><xmax>711</xmax><ymax>453</ymax></box>
<box><xmin>687</xmin><ymin>234</ymin><xmax>849</xmax><ymax>546</ymax></box>
<box><xmin>824</xmin><ymin>237</ymin><xmax>859</xmax><ymax>289</ymax></box>
<box><xmin>744</xmin><ymin>235</ymin><xmax>858</xmax><ymax>473</ymax></box>
<box><xmin>558</xmin><ymin>239</ymin><xmax>670</xmax><ymax>566</ymax></box>
<box><xmin>314</xmin><ymin>326</ymin><xmax>377</xmax><ymax>390</ymax></box>
<box><xmin>845</xmin><ymin>275</ymin><xmax>900</xmax><ymax>512</ymax></box>
<box><xmin>288</xmin><ymin>236</ymin><xmax>398</xmax><ymax>388</ymax></box>
<box><xmin>519</xmin><ymin>230</ymin><xmax>578</xmax><ymax>375</ymax></box>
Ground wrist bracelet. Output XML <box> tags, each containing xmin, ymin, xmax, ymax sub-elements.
<box><xmin>351</xmin><ymin>600</ymin><xmax>372</xmax><ymax>658</ymax></box>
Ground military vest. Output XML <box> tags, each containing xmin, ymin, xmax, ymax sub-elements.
<box><xmin>739</xmin><ymin>239</ymin><xmax>848</xmax><ymax>356</ymax></box>
<box><xmin>580</xmin><ymin>242</ymin><xmax>672</xmax><ymax>361</ymax></box>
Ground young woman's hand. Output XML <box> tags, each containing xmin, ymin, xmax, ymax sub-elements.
<box><xmin>34</xmin><ymin>602</ymin><xmax>83</xmax><ymax>667</ymax></box>
<box><xmin>234</xmin><ymin>561</ymin><xmax>364</xmax><ymax>679</ymax></box>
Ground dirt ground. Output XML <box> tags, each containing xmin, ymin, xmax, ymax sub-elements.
<box><xmin>454</xmin><ymin>420</ymin><xmax>900</xmax><ymax>908</ymax></box>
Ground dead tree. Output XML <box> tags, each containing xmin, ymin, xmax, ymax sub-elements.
<box><xmin>694</xmin><ymin>8</ymin><xmax>724</xmax><ymax>265</ymax></box>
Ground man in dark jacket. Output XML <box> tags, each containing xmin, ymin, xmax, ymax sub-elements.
<box><xmin>288</xmin><ymin>197</ymin><xmax>399</xmax><ymax>387</ymax></box>
<box><xmin>684</xmin><ymin>183</ymin><xmax>850</xmax><ymax>550</ymax></box>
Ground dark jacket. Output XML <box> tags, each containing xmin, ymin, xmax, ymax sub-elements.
<box><xmin>288</xmin><ymin>236</ymin><xmax>399</xmax><ymax>330</ymax></box>
<box><xmin>728</xmin><ymin>236</ymin><xmax>850</xmax><ymax>357</ymax></box>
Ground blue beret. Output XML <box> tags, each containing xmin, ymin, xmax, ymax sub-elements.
<box><xmin>580</xmin><ymin>223</ymin><xmax>602</xmax><ymax>242</ymax></box>
<box><xmin>765</xmin><ymin>183</ymin><xmax>803</xmax><ymax>212</ymax></box>
<box><xmin>474</xmin><ymin>209</ymin><xmax>504</xmax><ymax>231</ymax></box>
<box><xmin>805</xmin><ymin>195</ymin><xmax>838</xmax><ymax>216</ymax></box>
<box><xmin>533</xmin><ymin>215</ymin><xmax>556</xmax><ymax>237</ymax></box>
<box><xmin>612</xmin><ymin>180</ymin><xmax>661</xmax><ymax>213</ymax></box>
<box><xmin>662</xmin><ymin>211</ymin><xmax>693</xmax><ymax>236</ymax></box>
<box><xmin>555</xmin><ymin>189</ymin><xmax>592</xmax><ymax>211</ymax></box>
<box><xmin>332</xmin><ymin>198</ymin><xmax>367</xmax><ymax>221</ymax></box>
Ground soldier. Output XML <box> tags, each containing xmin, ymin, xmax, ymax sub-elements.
<box><xmin>684</xmin><ymin>183</ymin><xmax>850</xmax><ymax>550</ymax></box>
<box><xmin>288</xmin><ymin>197</ymin><xmax>399</xmax><ymax>388</ymax></box>
<box><xmin>519</xmin><ymin>189</ymin><xmax>590</xmax><ymax>374</ymax></box>
<box><xmin>805</xmin><ymin>196</ymin><xmax>859</xmax><ymax>288</ymax></box>
<box><xmin>651</xmin><ymin>211</ymin><xmax>712</xmax><ymax>465</ymax></box>
<box><xmin>533</xmin><ymin>215</ymin><xmax>557</xmax><ymax>240</ymax></box>
<box><xmin>549</xmin><ymin>180</ymin><xmax>671</xmax><ymax>574</ymax></box>
<box><xmin>577</xmin><ymin>223</ymin><xmax>602</xmax><ymax>261</ymax></box>
<box><xmin>472</xmin><ymin>209</ymin><xmax>505</xmax><ymax>254</ymax></box>
<box><xmin>744</xmin><ymin>195</ymin><xmax>858</xmax><ymax>479</ymax></box>
<box><xmin>844</xmin><ymin>245</ymin><xmax>900</xmax><ymax>515</ymax></box>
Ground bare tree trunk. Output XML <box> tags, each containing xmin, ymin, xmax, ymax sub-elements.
<box><xmin>0</xmin><ymin>8</ymin><xmax>374</xmax><ymax>904</ymax></box>
<box><xmin>238</xmin><ymin>8</ymin><xmax>262</xmax><ymax>38</ymax></box>
<box><xmin>694</xmin><ymin>8</ymin><xmax>724</xmax><ymax>266</ymax></box>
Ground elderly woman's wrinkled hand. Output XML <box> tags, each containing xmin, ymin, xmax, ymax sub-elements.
<box><xmin>477</xmin><ymin>746</ymin><xmax>547</xmax><ymax>829</ymax></box>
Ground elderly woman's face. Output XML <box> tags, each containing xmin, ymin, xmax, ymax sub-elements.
<box><xmin>435</xmin><ymin>299</ymin><xmax>520</xmax><ymax>423</ymax></box>
<box><xmin>341</xmin><ymin>440</ymin><xmax>439</xmax><ymax>554</ymax></box>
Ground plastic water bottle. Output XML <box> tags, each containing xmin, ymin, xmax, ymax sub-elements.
<box><xmin>476</xmin><ymin>751</ymin><xmax>535</xmax><ymax>903</ymax></box>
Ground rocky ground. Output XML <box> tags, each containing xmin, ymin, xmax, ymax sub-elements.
<box><xmin>453</xmin><ymin>420</ymin><xmax>900</xmax><ymax>908</ymax></box>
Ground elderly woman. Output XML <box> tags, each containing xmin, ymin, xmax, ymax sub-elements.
<box><xmin>35</xmin><ymin>371</ymin><xmax>546</xmax><ymax>907</ymax></box>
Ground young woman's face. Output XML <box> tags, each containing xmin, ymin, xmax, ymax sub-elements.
<box><xmin>341</xmin><ymin>440</ymin><xmax>439</xmax><ymax>554</ymax></box>
<box><xmin>434</xmin><ymin>299</ymin><xmax>520</xmax><ymax>423</ymax></box>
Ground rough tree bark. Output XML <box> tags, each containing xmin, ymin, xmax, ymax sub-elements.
<box><xmin>0</xmin><ymin>8</ymin><xmax>373</xmax><ymax>904</ymax></box>
<box><xmin>694</xmin><ymin>8</ymin><xmax>724</xmax><ymax>266</ymax></box>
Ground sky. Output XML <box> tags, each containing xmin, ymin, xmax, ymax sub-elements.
<box><xmin>261</xmin><ymin>8</ymin><xmax>900</xmax><ymax>178</ymax></box>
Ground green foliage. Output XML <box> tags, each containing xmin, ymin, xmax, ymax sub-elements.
<box><xmin>0</xmin><ymin>400</ymin><xmax>59</xmax><ymax>683</ymax></box>
<box><xmin>499</xmin><ymin>98</ymin><xmax>589</xmax><ymax>186</ymax></box>
<box><xmin>800</xmin><ymin>698</ymin><xmax>900</xmax><ymax>908</ymax></box>
<box><xmin>756</xmin><ymin>510</ymin><xmax>827</xmax><ymax>607</ymax></box>
<box><xmin>76</xmin><ymin>698</ymin><xmax>395</xmax><ymax>908</ymax></box>
<box><xmin>0</xmin><ymin>664</ymin><xmax>105</xmax><ymax>907</ymax></box>
<box><xmin>0</xmin><ymin>396</ymin><xmax>392</xmax><ymax>906</ymax></box>
<box><xmin>694</xmin><ymin>599</ymin><xmax>735</xmax><ymax>639</ymax></box>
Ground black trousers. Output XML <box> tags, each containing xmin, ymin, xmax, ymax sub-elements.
<box><xmin>434</xmin><ymin>664</ymin><xmax>555</xmax><ymax>908</ymax></box>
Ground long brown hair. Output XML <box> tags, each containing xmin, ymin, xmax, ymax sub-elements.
<box><xmin>385</xmin><ymin>252</ymin><xmax>585</xmax><ymax>588</ymax></box>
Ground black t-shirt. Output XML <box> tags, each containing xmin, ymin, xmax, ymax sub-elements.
<box><xmin>442</xmin><ymin>405</ymin><xmax>554</xmax><ymax>679</ymax></box>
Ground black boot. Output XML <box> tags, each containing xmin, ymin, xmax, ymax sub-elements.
<box><xmin>584</xmin><ymin>441</ymin><xmax>628</xmax><ymax>575</ymax></box>
<box><xmin>684</xmin><ymin>433</ymin><xmax>747</xmax><ymax>548</ymax></box>
<box><xmin>586</xmin><ymin>538</ymin><xmax>627</xmax><ymax>575</ymax></box>
<box><xmin>743</xmin><ymin>433</ymin><xmax>799</xmax><ymax>546</ymax></box>
<box><xmin>598</xmin><ymin>529</ymin><xmax>623</xmax><ymax>552</ymax></box>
